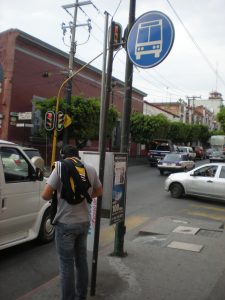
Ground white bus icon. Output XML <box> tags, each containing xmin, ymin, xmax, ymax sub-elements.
<box><xmin>135</xmin><ymin>19</ymin><xmax>163</xmax><ymax>60</ymax></box>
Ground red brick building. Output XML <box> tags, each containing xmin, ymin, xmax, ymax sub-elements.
<box><xmin>0</xmin><ymin>29</ymin><xmax>146</xmax><ymax>159</ymax></box>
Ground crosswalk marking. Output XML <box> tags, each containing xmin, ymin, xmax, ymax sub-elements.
<box><xmin>186</xmin><ymin>211</ymin><xmax>225</xmax><ymax>221</ymax></box>
<box><xmin>189</xmin><ymin>204</ymin><xmax>225</xmax><ymax>213</ymax></box>
<box><xmin>183</xmin><ymin>203</ymin><xmax>225</xmax><ymax>222</ymax></box>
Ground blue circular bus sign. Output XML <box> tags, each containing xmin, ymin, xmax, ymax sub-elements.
<box><xmin>127</xmin><ymin>11</ymin><xmax>175</xmax><ymax>68</ymax></box>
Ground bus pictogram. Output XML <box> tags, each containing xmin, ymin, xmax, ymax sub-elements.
<box><xmin>135</xmin><ymin>19</ymin><xmax>163</xmax><ymax>60</ymax></box>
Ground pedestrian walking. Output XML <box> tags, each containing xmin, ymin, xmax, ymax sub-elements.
<box><xmin>41</xmin><ymin>145</ymin><xmax>103</xmax><ymax>300</ymax></box>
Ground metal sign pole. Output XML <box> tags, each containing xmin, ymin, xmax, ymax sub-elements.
<box><xmin>90</xmin><ymin>20</ymin><xmax>115</xmax><ymax>296</ymax></box>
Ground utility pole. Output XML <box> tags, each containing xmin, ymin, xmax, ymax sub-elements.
<box><xmin>113</xmin><ymin>0</ymin><xmax>136</xmax><ymax>257</ymax></box>
<box><xmin>187</xmin><ymin>96</ymin><xmax>201</xmax><ymax>124</ymax></box>
<box><xmin>61</xmin><ymin>0</ymin><xmax>92</xmax><ymax>144</ymax></box>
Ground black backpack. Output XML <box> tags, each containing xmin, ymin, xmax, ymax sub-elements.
<box><xmin>60</xmin><ymin>158</ymin><xmax>92</xmax><ymax>205</ymax></box>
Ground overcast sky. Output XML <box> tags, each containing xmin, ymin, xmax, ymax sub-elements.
<box><xmin>1</xmin><ymin>0</ymin><xmax>225</xmax><ymax>103</ymax></box>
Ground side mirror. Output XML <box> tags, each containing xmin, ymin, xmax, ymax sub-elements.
<box><xmin>31</xmin><ymin>156</ymin><xmax>45</xmax><ymax>171</ymax></box>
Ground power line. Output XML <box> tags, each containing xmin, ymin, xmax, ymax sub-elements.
<box><xmin>166</xmin><ymin>0</ymin><xmax>225</xmax><ymax>88</ymax></box>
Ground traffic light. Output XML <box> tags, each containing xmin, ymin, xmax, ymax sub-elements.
<box><xmin>113</xmin><ymin>22</ymin><xmax>122</xmax><ymax>50</ymax></box>
<box><xmin>45</xmin><ymin>111</ymin><xmax>55</xmax><ymax>131</ymax></box>
<box><xmin>56</xmin><ymin>111</ymin><xmax>64</xmax><ymax>131</ymax></box>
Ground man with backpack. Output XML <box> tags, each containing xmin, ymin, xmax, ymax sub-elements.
<box><xmin>41</xmin><ymin>145</ymin><xmax>103</xmax><ymax>300</ymax></box>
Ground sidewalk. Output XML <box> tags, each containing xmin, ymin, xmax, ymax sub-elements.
<box><xmin>18</xmin><ymin>216</ymin><xmax>225</xmax><ymax>300</ymax></box>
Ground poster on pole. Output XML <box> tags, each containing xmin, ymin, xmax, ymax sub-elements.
<box><xmin>110</xmin><ymin>153</ymin><xmax>128</xmax><ymax>225</ymax></box>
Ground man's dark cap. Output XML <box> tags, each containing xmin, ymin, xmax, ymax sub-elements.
<box><xmin>60</xmin><ymin>145</ymin><xmax>80</xmax><ymax>159</ymax></box>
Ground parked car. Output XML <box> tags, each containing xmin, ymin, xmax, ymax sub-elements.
<box><xmin>192</xmin><ymin>146</ymin><xmax>206</xmax><ymax>160</ymax></box>
<box><xmin>0</xmin><ymin>140</ymin><xmax>54</xmax><ymax>250</ymax></box>
<box><xmin>165</xmin><ymin>163</ymin><xmax>225</xmax><ymax>200</ymax></box>
<box><xmin>148</xmin><ymin>139</ymin><xmax>175</xmax><ymax>166</ymax></box>
<box><xmin>177</xmin><ymin>146</ymin><xmax>196</xmax><ymax>161</ymax></box>
<box><xmin>209</xmin><ymin>150</ymin><xmax>225</xmax><ymax>163</ymax></box>
<box><xmin>157</xmin><ymin>153</ymin><xmax>195</xmax><ymax>175</ymax></box>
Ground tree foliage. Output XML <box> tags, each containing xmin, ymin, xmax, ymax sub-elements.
<box><xmin>130</xmin><ymin>113</ymin><xmax>211</xmax><ymax>146</ymax></box>
<box><xmin>217</xmin><ymin>107</ymin><xmax>225</xmax><ymax>132</ymax></box>
<box><xmin>130</xmin><ymin>113</ymin><xmax>170</xmax><ymax>144</ymax></box>
<box><xmin>35</xmin><ymin>95</ymin><xmax>119</xmax><ymax>148</ymax></box>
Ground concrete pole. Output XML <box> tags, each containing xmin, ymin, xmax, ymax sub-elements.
<box><xmin>113</xmin><ymin>0</ymin><xmax>136</xmax><ymax>257</ymax></box>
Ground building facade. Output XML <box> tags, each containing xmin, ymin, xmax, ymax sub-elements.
<box><xmin>143</xmin><ymin>101</ymin><xmax>180</xmax><ymax>121</ymax></box>
<box><xmin>0</xmin><ymin>29</ymin><xmax>146</xmax><ymax>158</ymax></box>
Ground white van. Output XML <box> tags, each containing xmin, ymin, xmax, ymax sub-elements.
<box><xmin>0</xmin><ymin>140</ymin><xmax>54</xmax><ymax>250</ymax></box>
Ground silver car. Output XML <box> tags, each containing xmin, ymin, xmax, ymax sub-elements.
<box><xmin>165</xmin><ymin>163</ymin><xmax>225</xmax><ymax>200</ymax></box>
<box><xmin>157</xmin><ymin>153</ymin><xmax>195</xmax><ymax>175</ymax></box>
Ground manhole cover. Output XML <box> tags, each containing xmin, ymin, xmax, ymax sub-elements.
<box><xmin>173</xmin><ymin>226</ymin><xmax>200</xmax><ymax>235</ymax></box>
<box><xmin>167</xmin><ymin>241</ymin><xmax>203</xmax><ymax>252</ymax></box>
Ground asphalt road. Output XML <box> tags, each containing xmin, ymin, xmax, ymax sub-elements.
<box><xmin>1</xmin><ymin>159</ymin><xmax>225</xmax><ymax>299</ymax></box>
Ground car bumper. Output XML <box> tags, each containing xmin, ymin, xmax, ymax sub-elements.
<box><xmin>164</xmin><ymin>177</ymin><xmax>173</xmax><ymax>191</ymax></box>
<box><xmin>158</xmin><ymin>166</ymin><xmax>185</xmax><ymax>173</ymax></box>
<box><xmin>148</xmin><ymin>157</ymin><xmax>163</xmax><ymax>165</ymax></box>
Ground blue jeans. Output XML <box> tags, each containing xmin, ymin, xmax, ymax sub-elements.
<box><xmin>55</xmin><ymin>222</ymin><xmax>90</xmax><ymax>300</ymax></box>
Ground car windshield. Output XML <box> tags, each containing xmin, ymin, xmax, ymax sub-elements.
<box><xmin>212</xmin><ymin>151</ymin><xmax>222</xmax><ymax>156</ymax></box>
<box><xmin>156</xmin><ymin>145</ymin><xmax>170</xmax><ymax>151</ymax></box>
<box><xmin>178</xmin><ymin>147</ymin><xmax>187</xmax><ymax>152</ymax></box>
<box><xmin>164</xmin><ymin>154</ymin><xmax>182</xmax><ymax>161</ymax></box>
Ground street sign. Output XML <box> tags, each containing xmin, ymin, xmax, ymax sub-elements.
<box><xmin>16</xmin><ymin>123</ymin><xmax>33</xmax><ymax>127</ymax></box>
<box><xmin>64</xmin><ymin>114</ymin><xmax>72</xmax><ymax>128</ymax></box>
<box><xmin>127</xmin><ymin>11</ymin><xmax>175</xmax><ymax>68</ymax></box>
<box><xmin>18</xmin><ymin>112</ymin><xmax>32</xmax><ymax>120</ymax></box>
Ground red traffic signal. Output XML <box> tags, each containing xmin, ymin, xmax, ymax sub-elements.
<box><xmin>45</xmin><ymin>111</ymin><xmax>55</xmax><ymax>131</ymax></box>
<box><xmin>113</xmin><ymin>22</ymin><xmax>122</xmax><ymax>50</ymax></box>
<box><xmin>56</xmin><ymin>111</ymin><xmax>64</xmax><ymax>131</ymax></box>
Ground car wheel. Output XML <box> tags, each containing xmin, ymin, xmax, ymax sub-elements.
<box><xmin>170</xmin><ymin>183</ymin><xmax>184</xmax><ymax>199</ymax></box>
<box><xmin>160</xmin><ymin>170</ymin><xmax>164</xmax><ymax>175</ymax></box>
<box><xmin>38</xmin><ymin>208</ymin><xmax>55</xmax><ymax>243</ymax></box>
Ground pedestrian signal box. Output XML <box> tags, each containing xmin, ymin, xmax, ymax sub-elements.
<box><xmin>113</xmin><ymin>22</ymin><xmax>122</xmax><ymax>50</ymax></box>
<box><xmin>45</xmin><ymin>111</ymin><xmax>55</xmax><ymax>131</ymax></box>
<box><xmin>56</xmin><ymin>111</ymin><xmax>64</xmax><ymax>131</ymax></box>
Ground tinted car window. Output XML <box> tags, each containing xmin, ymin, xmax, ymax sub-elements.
<box><xmin>194</xmin><ymin>165</ymin><xmax>218</xmax><ymax>177</ymax></box>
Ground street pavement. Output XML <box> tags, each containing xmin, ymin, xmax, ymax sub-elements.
<box><xmin>16</xmin><ymin>215</ymin><xmax>225</xmax><ymax>300</ymax></box>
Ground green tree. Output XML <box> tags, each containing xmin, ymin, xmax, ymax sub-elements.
<box><xmin>217</xmin><ymin>107</ymin><xmax>225</xmax><ymax>132</ymax></box>
<box><xmin>198</xmin><ymin>125</ymin><xmax>210</xmax><ymax>144</ymax></box>
<box><xmin>130</xmin><ymin>113</ymin><xmax>210</xmax><ymax>147</ymax></box>
<box><xmin>35</xmin><ymin>95</ymin><xmax>119</xmax><ymax>148</ymax></box>
<box><xmin>130</xmin><ymin>113</ymin><xmax>170</xmax><ymax>144</ymax></box>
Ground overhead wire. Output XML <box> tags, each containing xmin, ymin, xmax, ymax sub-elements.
<box><xmin>166</xmin><ymin>0</ymin><xmax>225</xmax><ymax>88</ymax></box>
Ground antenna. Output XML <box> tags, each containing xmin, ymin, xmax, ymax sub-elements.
<box><xmin>215</xmin><ymin>62</ymin><xmax>218</xmax><ymax>92</ymax></box>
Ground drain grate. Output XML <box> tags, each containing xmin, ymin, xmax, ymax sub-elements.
<box><xmin>197</xmin><ymin>229</ymin><xmax>223</xmax><ymax>238</ymax></box>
